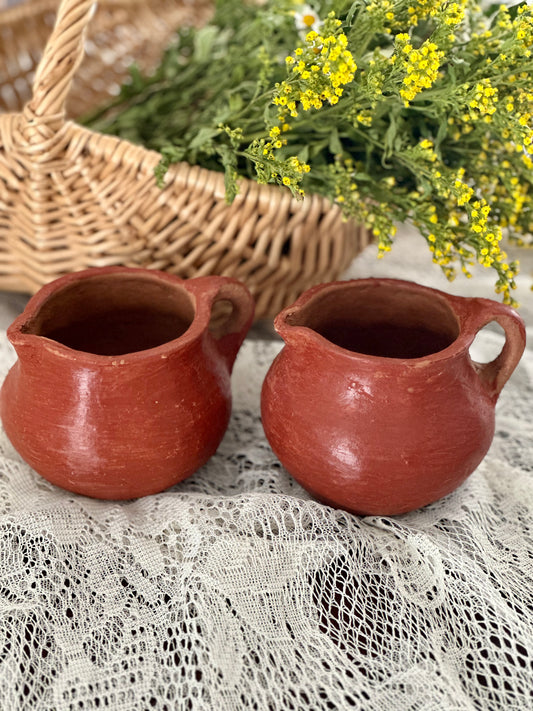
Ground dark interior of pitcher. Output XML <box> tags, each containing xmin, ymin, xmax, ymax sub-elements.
<box><xmin>22</xmin><ymin>273</ymin><xmax>195</xmax><ymax>355</ymax></box>
<box><xmin>288</xmin><ymin>282</ymin><xmax>460</xmax><ymax>359</ymax></box>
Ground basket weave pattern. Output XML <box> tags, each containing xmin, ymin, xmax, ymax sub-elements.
<box><xmin>0</xmin><ymin>0</ymin><xmax>372</xmax><ymax>318</ymax></box>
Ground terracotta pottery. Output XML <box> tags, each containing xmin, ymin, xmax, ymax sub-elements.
<box><xmin>261</xmin><ymin>278</ymin><xmax>526</xmax><ymax>515</ymax></box>
<box><xmin>1</xmin><ymin>267</ymin><xmax>254</xmax><ymax>499</ymax></box>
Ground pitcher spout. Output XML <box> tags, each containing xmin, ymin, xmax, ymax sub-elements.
<box><xmin>274</xmin><ymin>306</ymin><xmax>312</xmax><ymax>349</ymax></box>
<box><xmin>273</xmin><ymin>281</ymin><xmax>334</xmax><ymax>347</ymax></box>
<box><xmin>274</xmin><ymin>281</ymin><xmax>356</xmax><ymax>350</ymax></box>
<box><xmin>6</xmin><ymin>315</ymin><xmax>42</xmax><ymax>359</ymax></box>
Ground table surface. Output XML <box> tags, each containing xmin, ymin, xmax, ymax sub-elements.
<box><xmin>0</xmin><ymin>226</ymin><xmax>531</xmax><ymax>711</ymax></box>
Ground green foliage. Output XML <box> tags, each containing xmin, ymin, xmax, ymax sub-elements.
<box><xmin>83</xmin><ymin>0</ymin><xmax>533</xmax><ymax>305</ymax></box>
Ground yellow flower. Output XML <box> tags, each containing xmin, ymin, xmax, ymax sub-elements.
<box><xmin>396</xmin><ymin>36</ymin><xmax>444</xmax><ymax>105</ymax></box>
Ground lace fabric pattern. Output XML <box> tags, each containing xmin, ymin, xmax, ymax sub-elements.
<box><xmin>0</xmin><ymin>229</ymin><xmax>532</xmax><ymax>710</ymax></box>
<box><xmin>0</xmin><ymin>329</ymin><xmax>531</xmax><ymax>710</ymax></box>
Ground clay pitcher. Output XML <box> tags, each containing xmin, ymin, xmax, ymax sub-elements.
<box><xmin>261</xmin><ymin>278</ymin><xmax>526</xmax><ymax>515</ymax></box>
<box><xmin>1</xmin><ymin>267</ymin><xmax>254</xmax><ymax>499</ymax></box>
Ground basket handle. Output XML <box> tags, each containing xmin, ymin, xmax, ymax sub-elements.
<box><xmin>25</xmin><ymin>0</ymin><xmax>96</xmax><ymax>128</ymax></box>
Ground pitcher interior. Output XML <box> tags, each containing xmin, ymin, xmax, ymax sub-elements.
<box><xmin>22</xmin><ymin>273</ymin><xmax>195</xmax><ymax>356</ymax></box>
<box><xmin>288</xmin><ymin>283</ymin><xmax>460</xmax><ymax>359</ymax></box>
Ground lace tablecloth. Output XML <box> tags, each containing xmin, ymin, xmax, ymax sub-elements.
<box><xmin>0</xmin><ymin>229</ymin><xmax>531</xmax><ymax>710</ymax></box>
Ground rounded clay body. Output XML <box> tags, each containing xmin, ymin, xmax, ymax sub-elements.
<box><xmin>1</xmin><ymin>267</ymin><xmax>254</xmax><ymax>499</ymax></box>
<box><xmin>261</xmin><ymin>278</ymin><xmax>526</xmax><ymax>515</ymax></box>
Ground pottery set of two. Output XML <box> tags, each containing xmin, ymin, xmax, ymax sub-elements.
<box><xmin>0</xmin><ymin>267</ymin><xmax>526</xmax><ymax>515</ymax></box>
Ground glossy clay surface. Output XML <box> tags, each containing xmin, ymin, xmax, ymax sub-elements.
<box><xmin>1</xmin><ymin>267</ymin><xmax>254</xmax><ymax>499</ymax></box>
<box><xmin>261</xmin><ymin>278</ymin><xmax>526</xmax><ymax>515</ymax></box>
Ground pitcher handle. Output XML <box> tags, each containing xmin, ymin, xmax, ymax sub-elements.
<box><xmin>189</xmin><ymin>277</ymin><xmax>255</xmax><ymax>373</ymax></box>
<box><xmin>460</xmin><ymin>298</ymin><xmax>526</xmax><ymax>401</ymax></box>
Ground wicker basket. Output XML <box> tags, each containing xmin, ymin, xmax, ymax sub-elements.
<box><xmin>0</xmin><ymin>0</ymin><xmax>372</xmax><ymax>319</ymax></box>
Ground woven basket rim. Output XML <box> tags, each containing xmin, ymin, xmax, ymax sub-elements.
<box><xmin>59</xmin><ymin>118</ymin><xmax>337</xmax><ymax>212</ymax></box>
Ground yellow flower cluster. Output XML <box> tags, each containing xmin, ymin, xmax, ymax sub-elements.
<box><xmin>260</xmin><ymin>125</ymin><xmax>288</xmax><ymax>156</ymax></box>
<box><xmin>417</xmin><ymin>138</ymin><xmax>438</xmax><ymax>162</ymax></box>
<box><xmin>356</xmin><ymin>111</ymin><xmax>373</xmax><ymax>127</ymax></box>
<box><xmin>395</xmin><ymin>34</ymin><xmax>444</xmax><ymax>105</ymax></box>
<box><xmin>357</xmin><ymin>48</ymin><xmax>391</xmax><ymax>111</ymax></box>
<box><xmin>470</xmin><ymin>200</ymin><xmax>496</xmax><ymax>254</ymax></box>
<box><xmin>513</xmin><ymin>5</ymin><xmax>533</xmax><ymax>58</ymax></box>
<box><xmin>468</xmin><ymin>130</ymin><xmax>533</xmax><ymax>254</ymax></box>
<box><xmin>453</xmin><ymin>177</ymin><xmax>474</xmax><ymax>207</ymax></box>
<box><xmin>442</xmin><ymin>1</ymin><xmax>466</xmax><ymax>27</ymax></box>
<box><xmin>274</xmin><ymin>14</ymin><xmax>356</xmax><ymax>121</ymax></box>
<box><xmin>495</xmin><ymin>4</ymin><xmax>512</xmax><ymax>32</ymax></box>
<box><xmin>367</xmin><ymin>0</ymin><xmax>440</xmax><ymax>32</ymax></box>
<box><xmin>463</xmin><ymin>80</ymin><xmax>498</xmax><ymax>122</ymax></box>
<box><xmin>492</xmin><ymin>159</ymin><xmax>532</xmax><ymax>233</ymax></box>
<box><xmin>258</xmin><ymin>12</ymin><xmax>357</xmax><ymax>197</ymax></box>
<box><xmin>510</xmin><ymin>89</ymin><xmax>533</xmax><ymax>151</ymax></box>
<box><xmin>426</xmin><ymin>231</ymin><xmax>457</xmax><ymax>281</ymax></box>
<box><xmin>466</xmin><ymin>199</ymin><xmax>519</xmax><ymax>305</ymax></box>
<box><xmin>375</xmin><ymin>218</ymin><xmax>398</xmax><ymax>258</ymax></box>
<box><xmin>365</xmin><ymin>0</ymin><xmax>396</xmax><ymax>33</ymax></box>
<box><xmin>329</xmin><ymin>158</ymin><xmax>398</xmax><ymax>255</ymax></box>
<box><xmin>251</xmin><ymin>132</ymin><xmax>310</xmax><ymax>196</ymax></box>
<box><xmin>401</xmin><ymin>143</ymin><xmax>521</xmax><ymax>300</ymax></box>
<box><xmin>404</xmin><ymin>0</ymin><xmax>440</xmax><ymax>27</ymax></box>
<box><xmin>420</xmin><ymin>196</ymin><xmax>519</xmax><ymax>303</ymax></box>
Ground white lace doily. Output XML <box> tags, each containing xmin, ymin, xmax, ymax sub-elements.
<box><xmin>0</xmin><ymin>311</ymin><xmax>531</xmax><ymax>710</ymax></box>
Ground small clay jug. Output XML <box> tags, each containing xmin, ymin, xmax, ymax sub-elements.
<box><xmin>261</xmin><ymin>278</ymin><xmax>526</xmax><ymax>515</ymax></box>
<box><xmin>1</xmin><ymin>267</ymin><xmax>254</xmax><ymax>499</ymax></box>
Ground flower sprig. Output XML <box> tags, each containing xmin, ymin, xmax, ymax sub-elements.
<box><xmin>249</xmin><ymin>12</ymin><xmax>356</xmax><ymax>195</ymax></box>
<box><xmin>275</xmin><ymin>14</ymin><xmax>357</xmax><ymax>119</ymax></box>
<box><xmin>395</xmin><ymin>33</ymin><xmax>445</xmax><ymax>105</ymax></box>
<box><xmin>85</xmin><ymin>0</ymin><xmax>533</xmax><ymax>306</ymax></box>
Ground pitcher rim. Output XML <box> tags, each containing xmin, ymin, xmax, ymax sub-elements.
<box><xmin>7</xmin><ymin>266</ymin><xmax>215</xmax><ymax>363</ymax></box>
<box><xmin>274</xmin><ymin>277</ymin><xmax>477</xmax><ymax>366</ymax></box>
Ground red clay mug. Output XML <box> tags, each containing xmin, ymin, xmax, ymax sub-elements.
<box><xmin>1</xmin><ymin>267</ymin><xmax>254</xmax><ymax>499</ymax></box>
<box><xmin>261</xmin><ymin>278</ymin><xmax>526</xmax><ymax>515</ymax></box>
